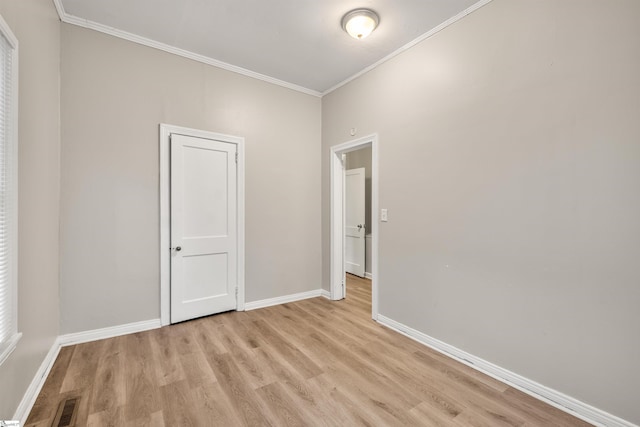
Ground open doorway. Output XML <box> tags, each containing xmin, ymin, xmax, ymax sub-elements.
<box><xmin>344</xmin><ymin>147</ymin><xmax>372</xmax><ymax>280</ymax></box>
<box><xmin>330</xmin><ymin>134</ymin><xmax>378</xmax><ymax>320</ymax></box>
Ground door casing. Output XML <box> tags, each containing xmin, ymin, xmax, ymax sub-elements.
<box><xmin>330</xmin><ymin>134</ymin><xmax>379</xmax><ymax>320</ymax></box>
<box><xmin>160</xmin><ymin>124</ymin><xmax>245</xmax><ymax>326</ymax></box>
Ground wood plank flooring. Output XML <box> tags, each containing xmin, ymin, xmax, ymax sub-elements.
<box><xmin>26</xmin><ymin>275</ymin><xmax>592</xmax><ymax>426</ymax></box>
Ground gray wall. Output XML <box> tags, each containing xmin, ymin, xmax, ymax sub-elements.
<box><xmin>322</xmin><ymin>0</ymin><xmax>640</xmax><ymax>424</ymax></box>
<box><xmin>2</xmin><ymin>0</ymin><xmax>639</xmax><ymax>423</ymax></box>
<box><xmin>0</xmin><ymin>0</ymin><xmax>60</xmax><ymax>418</ymax></box>
<box><xmin>60</xmin><ymin>25</ymin><xmax>321</xmax><ymax>333</ymax></box>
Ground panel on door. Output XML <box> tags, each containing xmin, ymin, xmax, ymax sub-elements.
<box><xmin>170</xmin><ymin>133</ymin><xmax>237</xmax><ymax>323</ymax></box>
<box><xmin>345</xmin><ymin>167</ymin><xmax>365</xmax><ymax>278</ymax></box>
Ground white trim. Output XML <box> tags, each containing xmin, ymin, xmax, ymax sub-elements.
<box><xmin>159</xmin><ymin>124</ymin><xmax>245</xmax><ymax>326</ymax></box>
<box><xmin>52</xmin><ymin>0</ymin><xmax>321</xmax><ymax>98</ymax></box>
<box><xmin>58</xmin><ymin>319</ymin><xmax>161</xmax><ymax>347</ymax></box>
<box><xmin>0</xmin><ymin>332</ymin><xmax>21</xmax><ymax>366</ymax></box>
<box><xmin>13</xmin><ymin>318</ymin><xmax>161</xmax><ymax>424</ymax></box>
<box><xmin>323</xmin><ymin>0</ymin><xmax>493</xmax><ymax>95</ymax></box>
<box><xmin>0</xmin><ymin>10</ymin><xmax>20</xmax><ymax>369</ymax></box>
<box><xmin>159</xmin><ymin>125</ymin><xmax>171</xmax><ymax>326</ymax></box>
<box><xmin>377</xmin><ymin>315</ymin><xmax>636</xmax><ymax>427</ymax></box>
<box><xmin>330</xmin><ymin>151</ymin><xmax>343</xmax><ymax>301</ymax></box>
<box><xmin>0</xmin><ymin>5</ymin><xmax>18</xmax><ymax>48</ymax></box>
<box><xmin>330</xmin><ymin>135</ymin><xmax>379</xmax><ymax>320</ymax></box>
<box><xmin>364</xmin><ymin>272</ymin><xmax>373</xmax><ymax>280</ymax></box>
<box><xmin>244</xmin><ymin>289</ymin><xmax>325</xmax><ymax>311</ymax></box>
<box><xmin>321</xmin><ymin>289</ymin><xmax>331</xmax><ymax>299</ymax></box>
<box><xmin>13</xmin><ymin>337</ymin><xmax>61</xmax><ymax>425</ymax></box>
<box><xmin>236</xmin><ymin>138</ymin><xmax>246</xmax><ymax>312</ymax></box>
<box><xmin>52</xmin><ymin>0</ymin><xmax>491</xmax><ymax>98</ymax></box>
<box><xmin>52</xmin><ymin>0</ymin><xmax>66</xmax><ymax>21</ymax></box>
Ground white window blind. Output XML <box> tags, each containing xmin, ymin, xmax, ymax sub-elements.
<box><xmin>0</xmin><ymin>14</ymin><xmax>19</xmax><ymax>366</ymax></box>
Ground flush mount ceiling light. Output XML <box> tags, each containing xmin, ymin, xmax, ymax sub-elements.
<box><xmin>342</xmin><ymin>9</ymin><xmax>380</xmax><ymax>40</ymax></box>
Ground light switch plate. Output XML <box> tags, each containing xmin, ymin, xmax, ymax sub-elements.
<box><xmin>381</xmin><ymin>209</ymin><xmax>388</xmax><ymax>222</ymax></box>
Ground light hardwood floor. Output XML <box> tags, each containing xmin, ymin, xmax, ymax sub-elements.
<box><xmin>26</xmin><ymin>275</ymin><xmax>592</xmax><ymax>426</ymax></box>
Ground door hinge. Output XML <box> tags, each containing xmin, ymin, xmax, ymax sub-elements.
<box><xmin>235</xmin><ymin>152</ymin><xmax>238</xmax><ymax>163</ymax></box>
<box><xmin>235</xmin><ymin>287</ymin><xmax>238</xmax><ymax>298</ymax></box>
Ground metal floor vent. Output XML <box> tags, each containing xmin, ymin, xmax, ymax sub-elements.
<box><xmin>52</xmin><ymin>397</ymin><xmax>78</xmax><ymax>427</ymax></box>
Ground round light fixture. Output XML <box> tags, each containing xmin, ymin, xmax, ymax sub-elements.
<box><xmin>342</xmin><ymin>9</ymin><xmax>379</xmax><ymax>40</ymax></box>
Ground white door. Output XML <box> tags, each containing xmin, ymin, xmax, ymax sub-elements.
<box><xmin>345</xmin><ymin>168</ymin><xmax>365</xmax><ymax>278</ymax></box>
<box><xmin>170</xmin><ymin>133</ymin><xmax>237</xmax><ymax>323</ymax></box>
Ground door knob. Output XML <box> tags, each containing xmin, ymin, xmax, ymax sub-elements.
<box><xmin>174</xmin><ymin>246</ymin><xmax>182</xmax><ymax>252</ymax></box>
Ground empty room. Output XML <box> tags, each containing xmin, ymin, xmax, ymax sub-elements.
<box><xmin>0</xmin><ymin>0</ymin><xmax>638</xmax><ymax>426</ymax></box>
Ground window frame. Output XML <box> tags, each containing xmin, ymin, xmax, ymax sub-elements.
<box><xmin>0</xmin><ymin>12</ymin><xmax>20</xmax><ymax>366</ymax></box>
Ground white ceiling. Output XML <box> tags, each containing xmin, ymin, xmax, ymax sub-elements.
<box><xmin>56</xmin><ymin>0</ymin><xmax>485</xmax><ymax>95</ymax></box>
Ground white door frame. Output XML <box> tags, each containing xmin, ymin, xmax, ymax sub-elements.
<box><xmin>330</xmin><ymin>134</ymin><xmax>379</xmax><ymax>320</ymax></box>
<box><xmin>159</xmin><ymin>124</ymin><xmax>245</xmax><ymax>326</ymax></box>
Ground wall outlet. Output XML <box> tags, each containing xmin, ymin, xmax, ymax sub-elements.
<box><xmin>381</xmin><ymin>209</ymin><xmax>388</xmax><ymax>222</ymax></box>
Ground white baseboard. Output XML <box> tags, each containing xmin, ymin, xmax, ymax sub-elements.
<box><xmin>13</xmin><ymin>318</ymin><xmax>161</xmax><ymax>424</ymax></box>
<box><xmin>57</xmin><ymin>318</ymin><xmax>161</xmax><ymax>347</ymax></box>
<box><xmin>13</xmin><ymin>337</ymin><xmax>62</xmax><ymax>425</ymax></box>
<box><xmin>377</xmin><ymin>315</ymin><xmax>636</xmax><ymax>427</ymax></box>
<box><xmin>364</xmin><ymin>272</ymin><xmax>373</xmax><ymax>280</ymax></box>
<box><xmin>321</xmin><ymin>289</ymin><xmax>331</xmax><ymax>299</ymax></box>
<box><xmin>21</xmin><ymin>312</ymin><xmax>633</xmax><ymax>427</ymax></box>
<box><xmin>244</xmin><ymin>289</ymin><xmax>325</xmax><ymax>311</ymax></box>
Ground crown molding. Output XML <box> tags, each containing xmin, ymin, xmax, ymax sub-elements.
<box><xmin>322</xmin><ymin>0</ymin><xmax>494</xmax><ymax>96</ymax></box>
<box><xmin>51</xmin><ymin>0</ymin><xmax>322</xmax><ymax>97</ymax></box>
<box><xmin>52</xmin><ymin>0</ymin><xmax>493</xmax><ymax>98</ymax></box>
<box><xmin>52</xmin><ymin>0</ymin><xmax>66</xmax><ymax>22</ymax></box>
